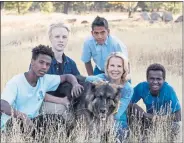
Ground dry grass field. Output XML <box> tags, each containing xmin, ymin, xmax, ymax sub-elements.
<box><xmin>1</xmin><ymin>11</ymin><xmax>182</xmax><ymax>142</ymax></box>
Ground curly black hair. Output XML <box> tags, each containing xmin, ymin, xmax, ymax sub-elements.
<box><xmin>92</xmin><ymin>16</ymin><xmax>109</xmax><ymax>30</ymax></box>
<box><xmin>32</xmin><ymin>44</ymin><xmax>54</xmax><ymax>60</ymax></box>
<box><xmin>146</xmin><ymin>63</ymin><xmax>166</xmax><ymax>80</ymax></box>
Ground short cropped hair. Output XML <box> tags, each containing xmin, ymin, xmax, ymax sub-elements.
<box><xmin>104</xmin><ymin>52</ymin><xmax>130</xmax><ymax>83</ymax></box>
<box><xmin>91</xmin><ymin>16</ymin><xmax>109</xmax><ymax>30</ymax></box>
<box><xmin>32</xmin><ymin>44</ymin><xmax>54</xmax><ymax>60</ymax></box>
<box><xmin>146</xmin><ymin>63</ymin><xmax>166</xmax><ymax>80</ymax></box>
<box><xmin>48</xmin><ymin>22</ymin><xmax>70</xmax><ymax>40</ymax></box>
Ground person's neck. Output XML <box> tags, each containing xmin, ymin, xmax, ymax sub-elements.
<box><xmin>24</xmin><ymin>71</ymin><xmax>39</xmax><ymax>87</ymax></box>
<box><xmin>53</xmin><ymin>50</ymin><xmax>63</xmax><ymax>63</ymax></box>
<box><xmin>150</xmin><ymin>91</ymin><xmax>159</xmax><ymax>96</ymax></box>
<box><xmin>109</xmin><ymin>79</ymin><xmax>121</xmax><ymax>85</ymax></box>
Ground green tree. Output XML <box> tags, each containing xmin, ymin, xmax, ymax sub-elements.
<box><xmin>53</xmin><ymin>2</ymin><xmax>64</xmax><ymax>12</ymax></box>
<box><xmin>163</xmin><ymin>2</ymin><xmax>182</xmax><ymax>14</ymax></box>
<box><xmin>145</xmin><ymin>2</ymin><xmax>163</xmax><ymax>11</ymax></box>
<box><xmin>39</xmin><ymin>2</ymin><xmax>54</xmax><ymax>13</ymax></box>
<box><xmin>4</xmin><ymin>2</ymin><xmax>32</xmax><ymax>14</ymax></box>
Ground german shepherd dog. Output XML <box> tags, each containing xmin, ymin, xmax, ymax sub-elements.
<box><xmin>52</xmin><ymin>75</ymin><xmax>122</xmax><ymax>141</ymax></box>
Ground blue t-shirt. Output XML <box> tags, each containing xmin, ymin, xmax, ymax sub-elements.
<box><xmin>131</xmin><ymin>82</ymin><xmax>181</xmax><ymax>115</ymax></box>
<box><xmin>86</xmin><ymin>73</ymin><xmax>133</xmax><ymax>128</ymax></box>
<box><xmin>1</xmin><ymin>73</ymin><xmax>60</xmax><ymax>130</ymax></box>
<box><xmin>81</xmin><ymin>35</ymin><xmax>128</xmax><ymax>71</ymax></box>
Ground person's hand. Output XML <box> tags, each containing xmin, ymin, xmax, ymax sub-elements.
<box><xmin>62</xmin><ymin>96</ymin><xmax>70</xmax><ymax>107</ymax></box>
<box><xmin>71</xmin><ymin>83</ymin><xmax>84</xmax><ymax>97</ymax></box>
<box><xmin>20</xmin><ymin>114</ymin><xmax>35</xmax><ymax>134</ymax></box>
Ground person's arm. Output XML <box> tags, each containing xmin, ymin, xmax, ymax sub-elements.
<box><xmin>85</xmin><ymin>61</ymin><xmax>93</xmax><ymax>76</ymax></box>
<box><xmin>81</xmin><ymin>39</ymin><xmax>93</xmax><ymax>75</ymax></box>
<box><xmin>44</xmin><ymin>93</ymin><xmax>70</xmax><ymax>107</ymax></box>
<box><xmin>130</xmin><ymin>83</ymin><xmax>143</xmax><ymax>103</ymax></box>
<box><xmin>1</xmin><ymin>99</ymin><xmax>28</xmax><ymax>120</ymax></box>
<box><xmin>114</xmin><ymin>83</ymin><xmax>134</xmax><ymax>120</ymax></box>
<box><xmin>60</xmin><ymin>74</ymin><xmax>84</xmax><ymax>96</ymax></box>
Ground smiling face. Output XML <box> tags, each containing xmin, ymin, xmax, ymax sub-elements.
<box><xmin>50</xmin><ymin>27</ymin><xmax>69</xmax><ymax>52</ymax></box>
<box><xmin>147</xmin><ymin>70</ymin><xmax>164</xmax><ymax>95</ymax></box>
<box><xmin>107</xmin><ymin>57</ymin><xmax>124</xmax><ymax>84</ymax></box>
<box><xmin>31</xmin><ymin>54</ymin><xmax>52</xmax><ymax>77</ymax></box>
<box><xmin>91</xmin><ymin>26</ymin><xmax>109</xmax><ymax>45</ymax></box>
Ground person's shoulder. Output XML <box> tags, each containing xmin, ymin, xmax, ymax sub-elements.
<box><xmin>10</xmin><ymin>73</ymin><xmax>24</xmax><ymax>82</ymax></box>
<box><xmin>124</xmin><ymin>81</ymin><xmax>133</xmax><ymax>89</ymax></box>
<box><xmin>163</xmin><ymin>82</ymin><xmax>176</xmax><ymax>92</ymax></box>
<box><xmin>84</xmin><ymin>35</ymin><xmax>94</xmax><ymax>43</ymax></box>
<box><xmin>64</xmin><ymin>55</ymin><xmax>76</xmax><ymax>64</ymax></box>
<box><xmin>134</xmin><ymin>81</ymin><xmax>148</xmax><ymax>89</ymax></box>
<box><xmin>109</xmin><ymin>35</ymin><xmax>121</xmax><ymax>43</ymax></box>
<box><xmin>6</xmin><ymin>73</ymin><xmax>24</xmax><ymax>86</ymax></box>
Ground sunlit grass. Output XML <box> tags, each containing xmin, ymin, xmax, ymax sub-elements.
<box><xmin>1</xmin><ymin>12</ymin><xmax>182</xmax><ymax>142</ymax></box>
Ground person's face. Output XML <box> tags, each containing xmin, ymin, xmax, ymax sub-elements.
<box><xmin>50</xmin><ymin>27</ymin><xmax>69</xmax><ymax>52</ymax></box>
<box><xmin>147</xmin><ymin>70</ymin><xmax>164</xmax><ymax>95</ymax></box>
<box><xmin>31</xmin><ymin>54</ymin><xmax>52</xmax><ymax>77</ymax></box>
<box><xmin>91</xmin><ymin>26</ymin><xmax>109</xmax><ymax>45</ymax></box>
<box><xmin>107</xmin><ymin>57</ymin><xmax>124</xmax><ymax>83</ymax></box>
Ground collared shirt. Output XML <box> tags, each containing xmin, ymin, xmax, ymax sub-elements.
<box><xmin>1</xmin><ymin>73</ymin><xmax>60</xmax><ymax>130</ymax></box>
<box><xmin>81</xmin><ymin>35</ymin><xmax>128</xmax><ymax>71</ymax></box>
<box><xmin>131</xmin><ymin>82</ymin><xmax>181</xmax><ymax>114</ymax></box>
<box><xmin>85</xmin><ymin>73</ymin><xmax>133</xmax><ymax>128</ymax></box>
<box><xmin>47</xmin><ymin>54</ymin><xmax>80</xmax><ymax>76</ymax></box>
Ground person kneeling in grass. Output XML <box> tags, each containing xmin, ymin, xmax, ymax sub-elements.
<box><xmin>0</xmin><ymin>44</ymin><xmax>83</xmax><ymax>135</ymax></box>
<box><xmin>128</xmin><ymin>63</ymin><xmax>181</xmax><ymax>141</ymax></box>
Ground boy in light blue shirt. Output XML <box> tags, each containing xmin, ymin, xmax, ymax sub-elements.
<box><xmin>1</xmin><ymin>45</ymin><xmax>83</xmax><ymax>132</ymax></box>
<box><xmin>81</xmin><ymin>16</ymin><xmax>128</xmax><ymax>75</ymax></box>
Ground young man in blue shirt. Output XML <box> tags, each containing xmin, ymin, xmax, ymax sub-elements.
<box><xmin>47</xmin><ymin>22</ymin><xmax>80</xmax><ymax>76</ymax></box>
<box><xmin>41</xmin><ymin>22</ymin><xmax>80</xmax><ymax>114</ymax></box>
<box><xmin>81</xmin><ymin>16</ymin><xmax>128</xmax><ymax>76</ymax></box>
<box><xmin>129</xmin><ymin>63</ymin><xmax>181</xmax><ymax>138</ymax></box>
<box><xmin>0</xmin><ymin>45</ymin><xmax>83</xmax><ymax>132</ymax></box>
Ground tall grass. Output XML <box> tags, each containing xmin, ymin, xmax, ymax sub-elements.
<box><xmin>1</xmin><ymin>12</ymin><xmax>182</xmax><ymax>142</ymax></box>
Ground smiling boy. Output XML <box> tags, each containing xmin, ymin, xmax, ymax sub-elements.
<box><xmin>129</xmin><ymin>63</ymin><xmax>181</xmax><ymax>139</ymax></box>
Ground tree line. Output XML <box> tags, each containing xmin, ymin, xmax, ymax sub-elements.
<box><xmin>0</xmin><ymin>1</ymin><xmax>182</xmax><ymax>14</ymax></box>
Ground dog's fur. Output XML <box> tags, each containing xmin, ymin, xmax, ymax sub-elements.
<box><xmin>49</xmin><ymin>75</ymin><xmax>122</xmax><ymax>123</ymax></box>
<box><xmin>46</xmin><ymin>75</ymin><xmax>122</xmax><ymax>141</ymax></box>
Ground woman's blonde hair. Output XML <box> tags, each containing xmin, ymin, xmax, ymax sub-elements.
<box><xmin>104</xmin><ymin>52</ymin><xmax>130</xmax><ymax>84</ymax></box>
<box><xmin>48</xmin><ymin>22</ymin><xmax>70</xmax><ymax>40</ymax></box>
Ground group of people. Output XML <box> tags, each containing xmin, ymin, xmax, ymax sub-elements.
<box><xmin>1</xmin><ymin>16</ymin><xmax>181</xmax><ymax>141</ymax></box>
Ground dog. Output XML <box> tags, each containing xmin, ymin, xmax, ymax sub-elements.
<box><xmin>48</xmin><ymin>76</ymin><xmax>122</xmax><ymax>140</ymax></box>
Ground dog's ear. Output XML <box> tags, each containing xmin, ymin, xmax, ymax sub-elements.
<box><xmin>85</xmin><ymin>82</ymin><xmax>96</xmax><ymax>102</ymax></box>
<box><xmin>108</xmin><ymin>83</ymin><xmax>122</xmax><ymax>98</ymax></box>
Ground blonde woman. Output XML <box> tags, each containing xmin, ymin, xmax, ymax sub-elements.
<box><xmin>85</xmin><ymin>52</ymin><xmax>133</xmax><ymax>141</ymax></box>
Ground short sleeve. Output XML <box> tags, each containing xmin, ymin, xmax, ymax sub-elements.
<box><xmin>43</xmin><ymin>74</ymin><xmax>61</xmax><ymax>92</ymax></box>
<box><xmin>168</xmin><ymin>87</ymin><xmax>181</xmax><ymax>113</ymax></box>
<box><xmin>131</xmin><ymin>83</ymin><xmax>143</xmax><ymax>103</ymax></box>
<box><xmin>1</xmin><ymin>80</ymin><xmax>17</xmax><ymax>106</ymax></box>
<box><xmin>81</xmin><ymin>40</ymin><xmax>92</xmax><ymax>63</ymax></box>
